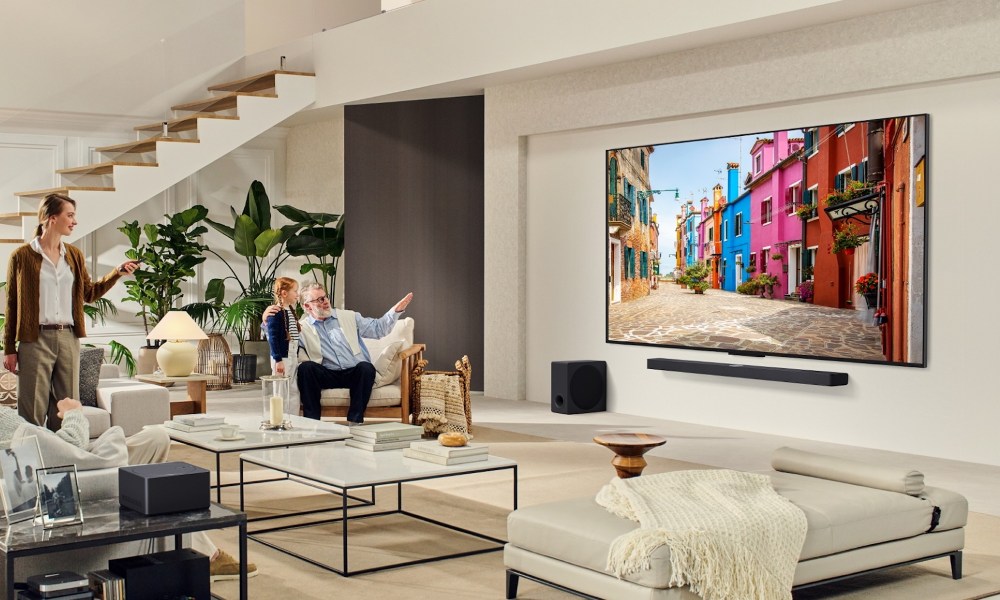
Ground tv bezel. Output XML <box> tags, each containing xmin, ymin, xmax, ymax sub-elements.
<box><xmin>605</xmin><ymin>113</ymin><xmax>929</xmax><ymax>369</ymax></box>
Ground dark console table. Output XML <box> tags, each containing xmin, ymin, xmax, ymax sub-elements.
<box><xmin>0</xmin><ymin>498</ymin><xmax>247</xmax><ymax>600</ymax></box>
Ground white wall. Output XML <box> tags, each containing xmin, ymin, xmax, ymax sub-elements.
<box><xmin>244</xmin><ymin>0</ymin><xmax>379</xmax><ymax>54</ymax></box>
<box><xmin>486</xmin><ymin>0</ymin><xmax>1000</xmax><ymax>465</ymax></box>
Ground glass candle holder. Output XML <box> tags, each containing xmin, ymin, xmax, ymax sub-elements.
<box><xmin>260</xmin><ymin>375</ymin><xmax>292</xmax><ymax>430</ymax></box>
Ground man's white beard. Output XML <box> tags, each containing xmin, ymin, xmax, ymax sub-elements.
<box><xmin>313</xmin><ymin>306</ymin><xmax>333</xmax><ymax>319</ymax></box>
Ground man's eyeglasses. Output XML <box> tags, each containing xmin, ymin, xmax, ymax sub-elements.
<box><xmin>305</xmin><ymin>295</ymin><xmax>329</xmax><ymax>305</ymax></box>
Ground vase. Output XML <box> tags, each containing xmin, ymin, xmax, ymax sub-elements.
<box><xmin>863</xmin><ymin>291</ymin><xmax>878</xmax><ymax>309</ymax></box>
<box><xmin>694</xmin><ymin>289</ymin><xmax>704</xmax><ymax>295</ymax></box>
<box><xmin>843</xmin><ymin>247</ymin><xmax>856</xmax><ymax>257</ymax></box>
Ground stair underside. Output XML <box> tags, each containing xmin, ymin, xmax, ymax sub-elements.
<box><xmin>135</xmin><ymin>113</ymin><xmax>238</xmax><ymax>133</ymax></box>
<box><xmin>172</xmin><ymin>91</ymin><xmax>276</xmax><ymax>113</ymax></box>
<box><xmin>56</xmin><ymin>161</ymin><xmax>158</xmax><ymax>175</ymax></box>
<box><xmin>208</xmin><ymin>70</ymin><xmax>314</xmax><ymax>93</ymax></box>
<box><xmin>0</xmin><ymin>212</ymin><xmax>34</xmax><ymax>225</ymax></box>
<box><xmin>95</xmin><ymin>137</ymin><xmax>199</xmax><ymax>154</ymax></box>
<box><xmin>14</xmin><ymin>186</ymin><xmax>115</xmax><ymax>199</ymax></box>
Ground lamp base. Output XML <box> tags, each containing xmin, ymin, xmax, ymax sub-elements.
<box><xmin>157</xmin><ymin>341</ymin><xmax>197</xmax><ymax>377</ymax></box>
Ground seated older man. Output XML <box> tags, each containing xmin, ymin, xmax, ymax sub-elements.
<box><xmin>0</xmin><ymin>398</ymin><xmax>257</xmax><ymax>582</ymax></box>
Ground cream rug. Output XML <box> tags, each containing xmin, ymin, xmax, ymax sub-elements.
<box><xmin>165</xmin><ymin>427</ymin><xmax>1000</xmax><ymax>600</ymax></box>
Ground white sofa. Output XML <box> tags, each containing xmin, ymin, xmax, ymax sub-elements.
<box><xmin>505</xmin><ymin>447</ymin><xmax>967</xmax><ymax>599</ymax></box>
<box><xmin>79</xmin><ymin>364</ymin><xmax>171</xmax><ymax>438</ymax></box>
<box><xmin>317</xmin><ymin>317</ymin><xmax>425</xmax><ymax>423</ymax></box>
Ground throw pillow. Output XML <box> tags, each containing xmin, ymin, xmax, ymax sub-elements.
<box><xmin>370</xmin><ymin>339</ymin><xmax>405</xmax><ymax>388</ymax></box>
<box><xmin>78</xmin><ymin>346</ymin><xmax>104</xmax><ymax>407</ymax></box>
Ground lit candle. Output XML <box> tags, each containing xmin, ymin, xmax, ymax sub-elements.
<box><xmin>270</xmin><ymin>395</ymin><xmax>283</xmax><ymax>426</ymax></box>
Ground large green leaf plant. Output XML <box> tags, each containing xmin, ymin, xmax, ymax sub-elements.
<box><xmin>118</xmin><ymin>205</ymin><xmax>210</xmax><ymax>347</ymax></box>
<box><xmin>274</xmin><ymin>205</ymin><xmax>345</xmax><ymax>301</ymax></box>
<box><xmin>203</xmin><ymin>180</ymin><xmax>292</xmax><ymax>354</ymax></box>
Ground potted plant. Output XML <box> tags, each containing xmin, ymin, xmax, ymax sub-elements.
<box><xmin>690</xmin><ymin>280</ymin><xmax>710</xmax><ymax>294</ymax></box>
<box><xmin>274</xmin><ymin>205</ymin><xmax>346</xmax><ymax>302</ymax></box>
<box><xmin>825</xmin><ymin>179</ymin><xmax>872</xmax><ymax>208</ymax></box>
<box><xmin>119</xmin><ymin>206</ymin><xmax>210</xmax><ymax>374</ymax></box>
<box><xmin>798</xmin><ymin>280</ymin><xmax>814</xmax><ymax>303</ymax></box>
<box><xmin>795</xmin><ymin>203</ymin><xmax>815</xmax><ymax>220</ymax></box>
<box><xmin>756</xmin><ymin>273</ymin><xmax>779</xmax><ymax>299</ymax></box>
<box><xmin>770</xmin><ymin>252</ymin><xmax>783</xmax><ymax>261</ymax></box>
<box><xmin>855</xmin><ymin>272</ymin><xmax>879</xmax><ymax>309</ymax></box>
<box><xmin>204</xmin><ymin>181</ymin><xmax>298</xmax><ymax>381</ymax></box>
<box><xmin>82</xmin><ymin>298</ymin><xmax>137</xmax><ymax>376</ymax></box>
<box><xmin>831</xmin><ymin>223</ymin><xmax>865</xmax><ymax>255</ymax></box>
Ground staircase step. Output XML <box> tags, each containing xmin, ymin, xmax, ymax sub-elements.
<box><xmin>172</xmin><ymin>91</ymin><xmax>277</xmax><ymax>113</ymax></box>
<box><xmin>207</xmin><ymin>70</ymin><xmax>315</xmax><ymax>93</ymax></box>
<box><xmin>95</xmin><ymin>137</ymin><xmax>199</xmax><ymax>154</ymax></box>
<box><xmin>134</xmin><ymin>113</ymin><xmax>238</xmax><ymax>133</ymax></box>
<box><xmin>56</xmin><ymin>161</ymin><xmax>158</xmax><ymax>176</ymax></box>
<box><xmin>0</xmin><ymin>212</ymin><xmax>34</xmax><ymax>225</ymax></box>
<box><xmin>14</xmin><ymin>186</ymin><xmax>115</xmax><ymax>199</ymax></box>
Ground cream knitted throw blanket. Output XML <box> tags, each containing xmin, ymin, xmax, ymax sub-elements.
<box><xmin>596</xmin><ymin>469</ymin><xmax>807</xmax><ymax>600</ymax></box>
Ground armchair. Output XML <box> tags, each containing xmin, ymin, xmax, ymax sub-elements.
<box><xmin>80</xmin><ymin>363</ymin><xmax>171</xmax><ymax>438</ymax></box>
<box><xmin>317</xmin><ymin>317</ymin><xmax>424</xmax><ymax>423</ymax></box>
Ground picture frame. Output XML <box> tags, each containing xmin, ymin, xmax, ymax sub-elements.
<box><xmin>35</xmin><ymin>465</ymin><xmax>84</xmax><ymax>528</ymax></box>
<box><xmin>0</xmin><ymin>435</ymin><xmax>45</xmax><ymax>524</ymax></box>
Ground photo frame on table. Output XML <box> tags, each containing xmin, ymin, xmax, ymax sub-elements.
<box><xmin>36</xmin><ymin>465</ymin><xmax>84</xmax><ymax>528</ymax></box>
<box><xmin>0</xmin><ymin>435</ymin><xmax>45</xmax><ymax>524</ymax></box>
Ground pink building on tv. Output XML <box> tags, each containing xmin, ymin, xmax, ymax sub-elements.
<box><xmin>745</xmin><ymin>131</ymin><xmax>805</xmax><ymax>298</ymax></box>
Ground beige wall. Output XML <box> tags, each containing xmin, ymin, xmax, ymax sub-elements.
<box><xmin>485</xmin><ymin>0</ymin><xmax>1000</xmax><ymax>465</ymax></box>
<box><xmin>244</xmin><ymin>0</ymin><xmax>379</xmax><ymax>54</ymax></box>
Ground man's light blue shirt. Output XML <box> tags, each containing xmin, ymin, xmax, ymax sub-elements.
<box><xmin>302</xmin><ymin>308</ymin><xmax>401</xmax><ymax>370</ymax></box>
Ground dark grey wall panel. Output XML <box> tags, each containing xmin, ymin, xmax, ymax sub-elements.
<box><xmin>344</xmin><ymin>96</ymin><xmax>484</xmax><ymax>390</ymax></box>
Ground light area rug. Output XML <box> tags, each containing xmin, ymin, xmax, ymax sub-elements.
<box><xmin>164</xmin><ymin>427</ymin><xmax>1000</xmax><ymax>600</ymax></box>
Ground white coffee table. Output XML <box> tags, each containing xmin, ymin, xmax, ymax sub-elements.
<box><xmin>165</xmin><ymin>415</ymin><xmax>351</xmax><ymax>503</ymax></box>
<box><xmin>239</xmin><ymin>444</ymin><xmax>518</xmax><ymax>576</ymax></box>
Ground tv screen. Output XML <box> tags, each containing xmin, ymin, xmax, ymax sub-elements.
<box><xmin>606</xmin><ymin>115</ymin><xmax>927</xmax><ymax>367</ymax></box>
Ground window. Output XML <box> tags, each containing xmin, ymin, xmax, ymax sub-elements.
<box><xmin>723</xmin><ymin>220</ymin><xmax>729</xmax><ymax>241</ymax></box>
<box><xmin>761</xmin><ymin>197</ymin><xmax>772</xmax><ymax>225</ymax></box>
<box><xmin>625</xmin><ymin>247</ymin><xmax>634</xmax><ymax>279</ymax></box>
<box><xmin>750</xmin><ymin>253</ymin><xmax>757</xmax><ymax>269</ymax></box>
<box><xmin>835</xmin><ymin>168</ymin><xmax>851</xmax><ymax>192</ymax></box>
<box><xmin>835</xmin><ymin>124</ymin><xmax>846</xmax><ymax>136</ymax></box>
<box><xmin>761</xmin><ymin>248</ymin><xmax>770</xmax><ymax>272</ymax></box>
<box><xmin>708</xmin><ymin>227</ymin><xmax>714</xmax><ymax>243</ymax></box>
<box><xmin>754</xmin><ymin>153</ymin><xmax>762</xmax><ymax>174</ymax></box>
<box><xmin>805</xmin><ymin>186</ymin><xmax>818</xmax><ymax>218</ymax></box>
<box><xmin>804</xmin><ymin>129</ymin><xmax>818</xmax><ymax>156</ymax></box>
<box><xmin>640</xmin><ymin>150</ymin><xmax>645</xmax><ymax>170</ymax></box>
<box><xmin>735</xmin><ymin>214</ymin><xmax>744</xmax><ymax>237</ymax></box>
<box><xmin>640</xmin><ymin>251</ymin><xmax>648</xmax><ymax>278</ymax></box>
<box><xmin>786</xmin><ymin>183</ymin><xmax>801</xmax><ymax>215</ymax></box>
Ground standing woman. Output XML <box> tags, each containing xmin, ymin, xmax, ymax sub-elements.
<box><xmin>3</xmin><ymin>194</ymin><xmax>139</xmax><ymax>430</ymax></box>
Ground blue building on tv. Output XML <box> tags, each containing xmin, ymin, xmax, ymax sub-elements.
<box><xmin>720</xmin><ymin>164</ymin><xmax>751</xmax><ymax>291</ymax></box>
<box><xmin>683</xmin><ymin>202</ymin><xmax>699</xmax><ymax>267</ymax></box>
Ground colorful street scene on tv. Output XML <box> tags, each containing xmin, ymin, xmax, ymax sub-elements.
<box><xmin>606</xmin><ymin>115</ymin><xmax>927</xmax><ymax>366</ymax></box>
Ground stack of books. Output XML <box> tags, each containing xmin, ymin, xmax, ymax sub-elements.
<box><xmin>87</xmin><ymin>569</ymin><xmax>124</xmax><ymax>599</ymax></box>
<box><xmin>346</xmin><ymin>422</ymin><xmax>424</xmax><ymax>451</ymax></box>
<box><xmin>402</xmin><ymin>440</ymin><xmax>489</xmax><ymax>465</ymax></box>
<box><xmin>162</xmin><ymin>414</ymin><xmax>226</xmax><ymax>433</ymax></box>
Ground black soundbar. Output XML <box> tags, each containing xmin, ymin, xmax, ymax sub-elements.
<box><xmin>647</xmin><ymin>358</ymin><xmax>848</xmax><ymax>386</ymax></box>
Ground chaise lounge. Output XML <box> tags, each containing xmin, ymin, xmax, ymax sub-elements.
<box><xmin>504</xmin><ymin>447</ymin><xmax>967</xmax><ymax>599</ymax></box>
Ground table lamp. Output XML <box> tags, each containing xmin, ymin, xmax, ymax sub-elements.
<box><xmin>146</xmin><ymin>310</ymin><xmax>208</xmax><ymax>377</ymax></box>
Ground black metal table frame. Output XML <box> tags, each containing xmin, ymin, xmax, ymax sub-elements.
<box><xmin>169</xmin><ymin>436</ymin><xmax>347</xmax><ymax>503</ymax></box>
<box><xmin>240</xmin><ymin>457</ymin><xmax>518</xmax><ymax>576</ymax></box>
<box><xmin>3</xmin><ymin>507</ymin><xmax>248</xmax><ymax>600</ymax></box>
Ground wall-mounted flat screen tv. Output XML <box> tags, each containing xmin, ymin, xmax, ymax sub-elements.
<box><xmin>606</xmin><ymin>114</ymin><xmax>927</xmax><ymax>367</ymax></box>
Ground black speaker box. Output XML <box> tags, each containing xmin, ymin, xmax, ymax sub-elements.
<box><xmin>118</xmin><ymin>461</ymin><xmax>210</xmax><ymax>516</ymax></box>
<box><xmin>109</xmin><ymin>549</ymin><xmax>209</xmax><ymax>600</ymax></box>
<box><xmin>551</xmin><ymin>360</ymin><xmax>606</xmax><ymax>414</ymax></box>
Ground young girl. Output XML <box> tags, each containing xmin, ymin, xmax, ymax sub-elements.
<box><xmin>265</xmin><ymin>277</ymin><xmax>301</xmax><ymax>414</ymax></box>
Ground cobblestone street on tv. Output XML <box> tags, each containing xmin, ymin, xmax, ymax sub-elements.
<box><xmin>608</xmin><ymin>280</ymin><xmax>883</xmax><ymax>360</ymax></box>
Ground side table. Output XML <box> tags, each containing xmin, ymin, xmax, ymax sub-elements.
<box><xmin>593</xmin><ymin>433</ymin><xmax>666</xmax><ymax>478</ymax></box>
<box><xmin>137</xmin><ymin>373</ymin><xmax>218</xmax><ymax>416</ymax></box>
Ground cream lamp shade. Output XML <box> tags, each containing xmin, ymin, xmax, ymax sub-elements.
<box><xmin>146</xmin><ymin>310</ymin><xmax>208</xmax><ymax>377</ymax></box>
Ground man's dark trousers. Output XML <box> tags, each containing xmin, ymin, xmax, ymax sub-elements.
<box><xmin>297</xmin><ymin>361</ymin><xmax>376</xmax><ymax>422</ymax></box>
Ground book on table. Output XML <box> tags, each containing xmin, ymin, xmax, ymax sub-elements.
<box><xmin>163</xmin><ymin>420</ymin><xmax>223</xmax><ymax>433</ymax></box>
<box><xmin>345</xmin><ymin>438</ymin><xmax>415</xmax><ymax>452</ymax></box>
<box><xmin>349</xmin><ymin>422</ymin><xmax>424</xmax><ymax>441</ymax></box>
<box><xmin>173</xmin><ymin>414</ymin><xmax>226</xmax><ymax>427</ymax></box>
<box><xmin>402</xmin><ymin>447</ymin><xmax>489</xmax><ymax>465</ymax></box>
<box><xmin>408</xmin><ymin>440</ymin><xmax>488</xmax><ymax>458</ymax></box>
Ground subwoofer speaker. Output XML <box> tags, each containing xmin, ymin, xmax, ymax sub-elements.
<box><xmin>551</xmin><ymin>360</ymin><xmax>606</xmax><ymax>414</ymax></box>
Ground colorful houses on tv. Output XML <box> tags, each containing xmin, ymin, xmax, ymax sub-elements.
<box><xmin>661</xmin><ymin>118</ymin><xmax>926</xmax><ymax>363</ymax></box>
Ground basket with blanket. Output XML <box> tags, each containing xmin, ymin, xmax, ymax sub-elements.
<box><xmin>410</xmin><ymin>355</ymin><xmax>472</xmax><ymax>437</ymax></box>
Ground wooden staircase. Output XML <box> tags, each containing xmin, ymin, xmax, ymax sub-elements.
<box><xmin>5</xmin><ymin>70</ymin><xmax>315</xmax><ymax>243</ymax></box>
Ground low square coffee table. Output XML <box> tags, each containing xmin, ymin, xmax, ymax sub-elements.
<box><xmin>165</xmin><ymin>415</ymin><xmax>351</xmax><ymax>503</ymax></box>
<box><xmin>240</xmin><ymin>444</ymin><xmax>518</xmax><ymax>576</ymax></box>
